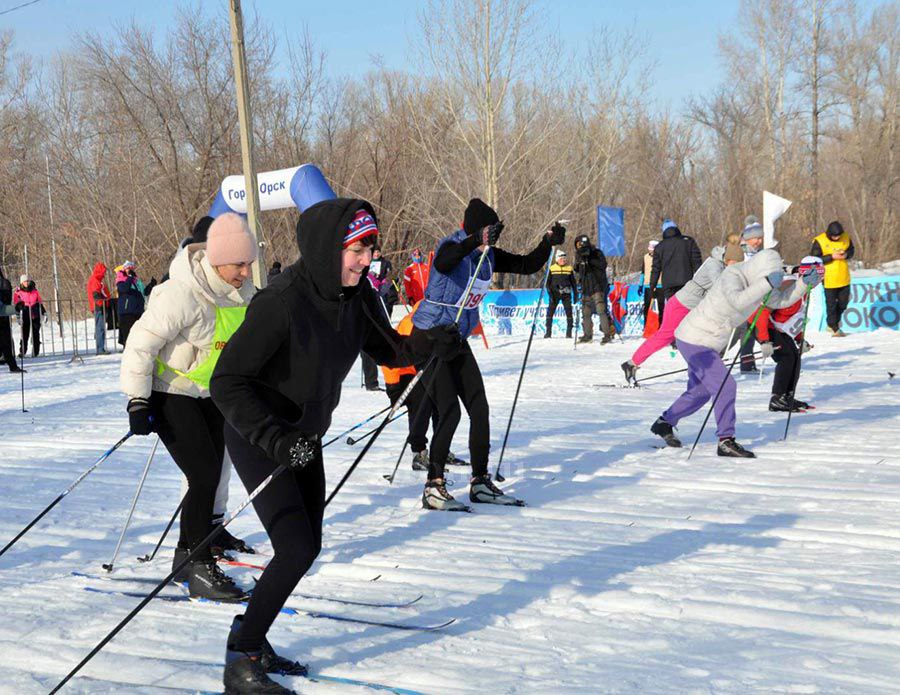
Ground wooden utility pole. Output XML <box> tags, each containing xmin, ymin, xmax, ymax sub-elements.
<box><xmin>228</xmin><ymin>0</ymin><xmax>266</xmax><ymax>288</ymax></box>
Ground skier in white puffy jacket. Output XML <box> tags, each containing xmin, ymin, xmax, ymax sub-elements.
<box><xmin>650</xmin><ymin>249</ymin><xmax>808</xmax><ymax>457</ymax></box>
<box><xmin>120</xmin><ymin>213</ymin><xmax>256</xmax><ymax>600</ymax></box>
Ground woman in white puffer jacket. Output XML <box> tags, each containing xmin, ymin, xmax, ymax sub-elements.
<box><xmin>650</xmin><ymin>249</ymin><xmax>810</xmax><ymax>457</ymax></box>
<box><xmin>120</xmin><ymin>213</ymin><xmax>256</xmax><ymax>601</ymax></box>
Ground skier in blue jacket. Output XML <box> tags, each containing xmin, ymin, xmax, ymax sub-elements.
<box><xmin>411</xmin><ymin>198</ymin><xmax>565</xmax><ymax>510</ymax></box>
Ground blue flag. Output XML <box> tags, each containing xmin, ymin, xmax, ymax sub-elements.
<box><xmin>597</xmin><ymin>206</ymin><xmax>625</xmax><ymax>257</ymax></box>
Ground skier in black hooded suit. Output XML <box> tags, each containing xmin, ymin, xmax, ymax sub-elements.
<box><xmin>210</xmin><ymin>198</ymin><xmax>457</xmax><ymax>694</ymax></box>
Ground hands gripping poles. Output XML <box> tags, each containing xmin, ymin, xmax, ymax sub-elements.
<box><xmin>0</xmin><ymin>432</ymin><xmax>133</xmax><ymax>559</ymax></box>
<box><xmin>687</xmin><ymin>292</ymin><xmax>771</xmax><ymax>460</ymax></box>
<box><xmin>494</xmin><ymin>245</ymin><xmax>557</xmax><ymax>482</ymax></box>
<box><xmin>52</xmin><ymin>246</ymin><xmax>493</xmax><ymax>693</ymax></box>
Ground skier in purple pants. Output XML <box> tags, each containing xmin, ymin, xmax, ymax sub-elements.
<box><xmin>650</xmin><ymin>249</ymin><xmax>807</xmax><ymax>457</ymax></box>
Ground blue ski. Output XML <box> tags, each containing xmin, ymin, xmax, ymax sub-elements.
<box><xmin>71</xmin><ymin>571</ymin><xmax>422</xmax><ymax>608</ymax></box>
<box><xmin>82</xmin><ymin>586</ymin><xmax>455</xmax><ymax>631</ymax></box>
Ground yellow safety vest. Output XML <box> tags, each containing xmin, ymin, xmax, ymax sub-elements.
<box><xmin>155</xmin><ymin>305</ymin><xmax>247</xmax><ymax>390</ymax></box>
<box><xmin>814</xmin><ymin>232</ymin><xmax>851</xmax><ymax>289</ymax></box>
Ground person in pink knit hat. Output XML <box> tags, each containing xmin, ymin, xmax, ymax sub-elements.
<box><xmin>120</xmin><ymin>212</ymin><xmax>257</xmax><ymax>601</ymax></box>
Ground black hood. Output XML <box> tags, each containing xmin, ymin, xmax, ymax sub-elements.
<box><xmin>662</xmin><ymin>226</ymin><xmax>682</xmax><ymax>239</ymax></box>
<box><xmin>295</xmin><ymin>197</ymin><xmax>376</xmax><ymax>304</ymax></box>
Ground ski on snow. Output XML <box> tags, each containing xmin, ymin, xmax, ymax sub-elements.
<box><xmin>81</xmin><ymin>585</ymin><xmax>455</xmax><ymax>632</ymax></box>
<box><xmin>71</xmin><ymin>571</ymin><xmax>423</xmax><ymax>609</ymax></box>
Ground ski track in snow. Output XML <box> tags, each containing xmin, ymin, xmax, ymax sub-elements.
<box><xmin>1</xmin><ymin>331</ymin><xmax>899</xmax><ymax>694</ymax></box>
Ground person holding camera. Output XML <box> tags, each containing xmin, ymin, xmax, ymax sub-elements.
<box><xmin>574</xmin><ymin>234</ymin><xmax>614</xmax><ymax>344</ymax></box>
<box><xmin>411</xmin><ymin>198</ymin><xmax>564</xmax><ymax>510</ymax></box>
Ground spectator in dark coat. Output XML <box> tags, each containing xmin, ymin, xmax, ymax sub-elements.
<box><xmin>116</xmin><ymin>260</ymin><xmax>147</xmax><ymax>346</ymax></box>
<box><xmin>574</xmin><ymin>234</ymin><xmax>615</xmax><ymax>344</ymax></box>
<box><xmin>0</xmin><ymin>267</ymin><xmax>24</xmax><ymax>372</ymax></box>
<box><xmin>647</xmin><ymin>219</ymin><xmax>703</xmax><ymax>324</ymax></box>
<box><xmin>267</xmin><ymin>261</ymin><xmax>282</xmax><ymax>284</ymax></box>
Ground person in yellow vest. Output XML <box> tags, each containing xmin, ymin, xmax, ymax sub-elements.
<box><xmin>120</xmin><ymin>213</ymin><xmax>256</xmax><ymax>601</ymax></box>
<box><xmin>811</xmin><ymin>220</ymin><xmax>854</xmax><ymax>336</ymax></box>
<box><xmin>544</xmin><ymin>249</ymin><xmax>577</xmax><ymax>338</ymax></box>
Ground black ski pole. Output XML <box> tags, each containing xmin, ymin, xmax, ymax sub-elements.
<box><xmin>136</xmin><ymin>496</ymin><xmax>183</xmax><ymax>564</ymax></box>
<box><xmin>635</xmin><ymin>348</ymin><xmax>777</xmax><ymax>386</ymax></box>
<box><xmin>51</xmin><ymin>462</ymin><xmax>289</xmax><ymax>694</ymax></box>
<box><xmin>347</xmin><ymin>409</ymin><xmax>407</xmax><ymax>445</ymax></box>
<box><xmin>322</xmin><ymin>404</ymin><xmax>392</xmax><ymax>448</ymax></box>
<box><xmin>103</xmin><ymin>437</ymin><xmax>159</xmax><ymax>572</ymax></box>
<box><xmin>0</xmin><ymin>432</ymin><xmax>132</xmax><ymax>559</ymax></box>
<box><xmin>20</xmin><ymin>348</ymin><xmax>26</xmax><ymax>412</ymax></box>
<box><xmin>494</xmin><ymin>246</ymin><xmax>556</xmax><ymax>482</ymax></box>
<box><xmin>687</xmin><ymin>293</ymin><xmax>771</xmax><ymax>460</ymax></box>
<box><xmin>783</xmin><ymin>287</ymin><xmax>813</xmax><ymax>441</ymax></box>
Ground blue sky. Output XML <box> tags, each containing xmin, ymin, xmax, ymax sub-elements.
<box><xmin>4</xmin><ymin>0</ymin><xmax>740</xmax><ymax>109</ymax></box>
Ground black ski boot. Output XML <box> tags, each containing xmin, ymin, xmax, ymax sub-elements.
<box><xmin>717</xmin><ymin>437</ymin><xmax>756</xmax><ymax>458</ymax></box>
<box><xmin>224</xmin><ymin>649</ymin><xmax>295</xmax><ymax>694</ymax></box>
<box><xmin>621</xmin><ymin>361</ymin><xmax>638</xmax><ymax>386</ymax></box>
<box><xmin>188</xmin><ymin>559</ymin><xmax>247</xmax><ymax>602</ymax></box>
<box><xmin>228</xmin><ymin>615</ymin><xmax>308</xmax><ymax>677</ymax></box>
<box><xmin>769</xmin><ymin>394</ymin><xmax>801</xmax><ymax>413</ymax></box>
<box><xmin>650</xmin><ymin>417</ymin><xmax>681</xmax><ymax>447</ymax></box>
<box><xmin>411</xmin><ymin>450</ymin><xmax>429</xmax><ymax>471</ymax></box>
<box><xmin>446</xmin><ymin>451</ymin><xmax>469</xmax><ymax>466</ymax></box>
<box><xmin>172</xmin><ymin>546</ymin><xmax>190</xmax><ymax>583</ymax></box>
<box><xmin>211</xmin><ymin>521</ymin><xmax>256</xmax><ymax>555</ymax></box>
<box><xmin>790</xmin><ymin>396</ymin><xmax>810</xmax><ymax>410</ymax></box>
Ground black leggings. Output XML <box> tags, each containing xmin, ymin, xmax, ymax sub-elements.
<box><xmin>545</xmin><ymin>294</ymin><xmax>573</xmax><ymax>335</ymax></box>
<box><xmin>225</xmin><ymin>424</ymin><xmax>325</xmax><ymax>652</ymax></box>
<box><xmin>150</xmin><ymin>392</ymin><xmax>224</xmax><ymax>561</ymax></box>
<box><xmin>771</xmin><ymin>329</ymin><xmax>801</xmax><ymax>396</ymax></box>
<box><xmin>423</xmin><ymin>341</ymin><xmax>489</xmax><ymax>480</ymax></box>
<box><xmin>387</xmin><ymin>372</ymin><xmax>438</xmax><ymax>454</ymax></box>
<box><xmin>20</xmin><ymin>312</ymin><xmax>40</xmax><ymax>357</ymax></box>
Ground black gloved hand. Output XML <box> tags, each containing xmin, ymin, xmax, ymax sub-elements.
<box><xmin>277</xmin><ymin>432</ymin><xmax>320</xmax><ymax>471</ymax></box>
<box><xmin>482</xmin><ymin>221</ymin><xmax>504</xmax><ymax>246</ymax></box>
<box><xmin>127</xmin><ymin>398</ymin><xmax>154</xmax><ymax>435</ymax></box>
<box><xmin>546</xmin><ymin>222</ymin><xmax>566</xmax><ymax>246</ymax></box>
<box><xmin>426</xmin><ymin>324</ymin><xmax>463</xmax><ymax>361</ymax></box>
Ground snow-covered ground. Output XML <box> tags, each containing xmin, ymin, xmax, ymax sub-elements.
<box><xmin>1</xmin><ymin>328</ymin><xmax>898</xmax><ymax>694</ymax></box>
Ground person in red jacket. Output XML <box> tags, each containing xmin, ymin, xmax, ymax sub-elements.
<box><xmin>402</xmin><ymin>248</ymin><xmax>431</xmax><ymax>305</ymax></box>
<box><xmin>752</xmin><ymin>257</ymin><xmax>824</xmax><ymax>412</ymax></box>
<box><xmin>87</xmin><ymin>262</ymin><xmax>112</xmax><ymax>355</ymax></box>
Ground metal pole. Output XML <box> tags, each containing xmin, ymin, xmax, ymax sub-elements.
<box><xmin>103</xmin><ymin>437</ymin><xmax>160</xmax><ymax>573</ymax></box>
<box><xmin>46</xmin><ymin>154</ymin><xmax>63</xmax><ymax>340</ymax></box>
<box><xmin>228</xmin><ymin>0</ymin><xmax>266</xmax><ymax>289</ymax></box>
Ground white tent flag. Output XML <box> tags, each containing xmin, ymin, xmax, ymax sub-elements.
<box><xmin>763</xmin><ymin>191</ymin><xmax>792</xmax><ymax>249</ymax></box>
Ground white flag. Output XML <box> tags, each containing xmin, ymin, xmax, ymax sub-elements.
<box><xmin>763</xmin><ymin>191</ymin><xmax>792</xmax><ymax>249</ymax></box>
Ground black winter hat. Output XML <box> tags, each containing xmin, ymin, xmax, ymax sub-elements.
<box><xmin>191</xmin><ymin>216</ymin><xmax>215</xmax><ymax>244</ymax></box>
<box><xmin>463</xmin><ymin>198</ymin><xmax>499</xmax><ymax>237</ymax></box>
<box><xmin>826</xmin><ymin>220</ymin><xmax>844</xmax><ymax>239</ymax></box>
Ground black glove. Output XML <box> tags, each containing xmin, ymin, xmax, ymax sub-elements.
<box><xmin>482</xmin><ymin>221</ymin><xmax>504</xmax><ymax>246</ymax></box>
<box><xmin>546</xmin><ymin>222</ymin><xmax>566</xmax><ymax>246</ymax></box>
<box><xmin>426</xmin><ymin>324</ymin><xmax>463</xmax><ymax>361</ymax></box>
<box><xmin>277</xmin><ymin>432</ymin><xmax>320</xmax><ymax>471</ymax></box>
<box><xmin>127</xmin><ymin>398</ymin><xmax>154</xmax><ymax>435</ymax></box>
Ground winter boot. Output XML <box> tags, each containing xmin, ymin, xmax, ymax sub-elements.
<box><xmin>211</xmin><ymin>521</ymin><xmax>256</xmax><ymax>555</ymax></box>
<box><xmin>789</xmin><ymin>396</ymin><xmax>811</xmax><ymax>410</ymax></box>
<box><xmin>621</xmin><ymin>361</ymin><xmax>638</xmax><ymax>386</ymax></box>
<box><xmin>717</xmin><ymin>437</ymin><xmax>756</xmax><ymax>458</ymax></box>
<box><xmin>172</xmin><ymin>546</ymin><xmax>190</xmax><ymax>583</ymax></box>
<box><xmin>650</xmin><ymin>417</ymin><xmax>682</xmax><ymax>447</ymax></box>
<box><xmin>224</xmin><ymin>648</ymin><xmax>295</xmax><ymax>694</ymax></box>
<box><xmin>566</xmin><ymin>330</ymin><xmax>572</xmax><ymax>339</ymax></box>
<box><xmin>832</xmin><ymin>329</ymin><xmax>847</xmax><ymax>337</ymax></box>
<box><xmin>411</xmin><ymin>450</ymin><xmax>429</xmax><ymax>471</ymax></box>
<box><xmin>768</xmin><ymin>394</ymin><xmax>801</xmax><ymax>413</ymax></box>
<box><xmin>446</xmin><ymin>451</ymin><xmax>469</xmax><ymax>466</ymax></box>
<box><xmin>228</xmin><ymin>615</ymin><xmax>308</xmax><ymax>677</ymax></box>
<box><xmin>188</xmin><ymin>559</ymin><xmax>247</xmax><ymax>602</ymax></box>
<box><xmin>8</xmin><ymin>366</ymin><xmax>25</xmax><ymax>373</ymax></box>
<box><xmin>469</xmin><ymin>474</ymin><xmax>525</xmax><ymax>506</ymax></box>
<box><xmin>422</xmin><ymin>479</ymin><xmax>470</xmax><ymax>512</ymax></box>
<box><xmin>543</xmin><ymin>332</ymin><xmax>551</xmax><ymax>339</ymax></box>
<box><xmin>577</xmin><ymin>336</ymin><xmax>592</xmax><ymax>344</ymax></box>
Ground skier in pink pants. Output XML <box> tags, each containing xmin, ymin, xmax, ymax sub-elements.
<box><xmin>622</xmin><ymin>244</ymin><xmax>744</xmax><ymax>385</ymax></box>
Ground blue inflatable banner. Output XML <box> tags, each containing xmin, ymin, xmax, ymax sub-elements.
<box><xmin>810</xmin><ymin>275</ymin><xmax>900</xmax><ymax>334</ymax></box>
<box><xmin>208</xmin><ymin>163</ymin><xmax>336</xmax><ymax>218</ymax></box>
